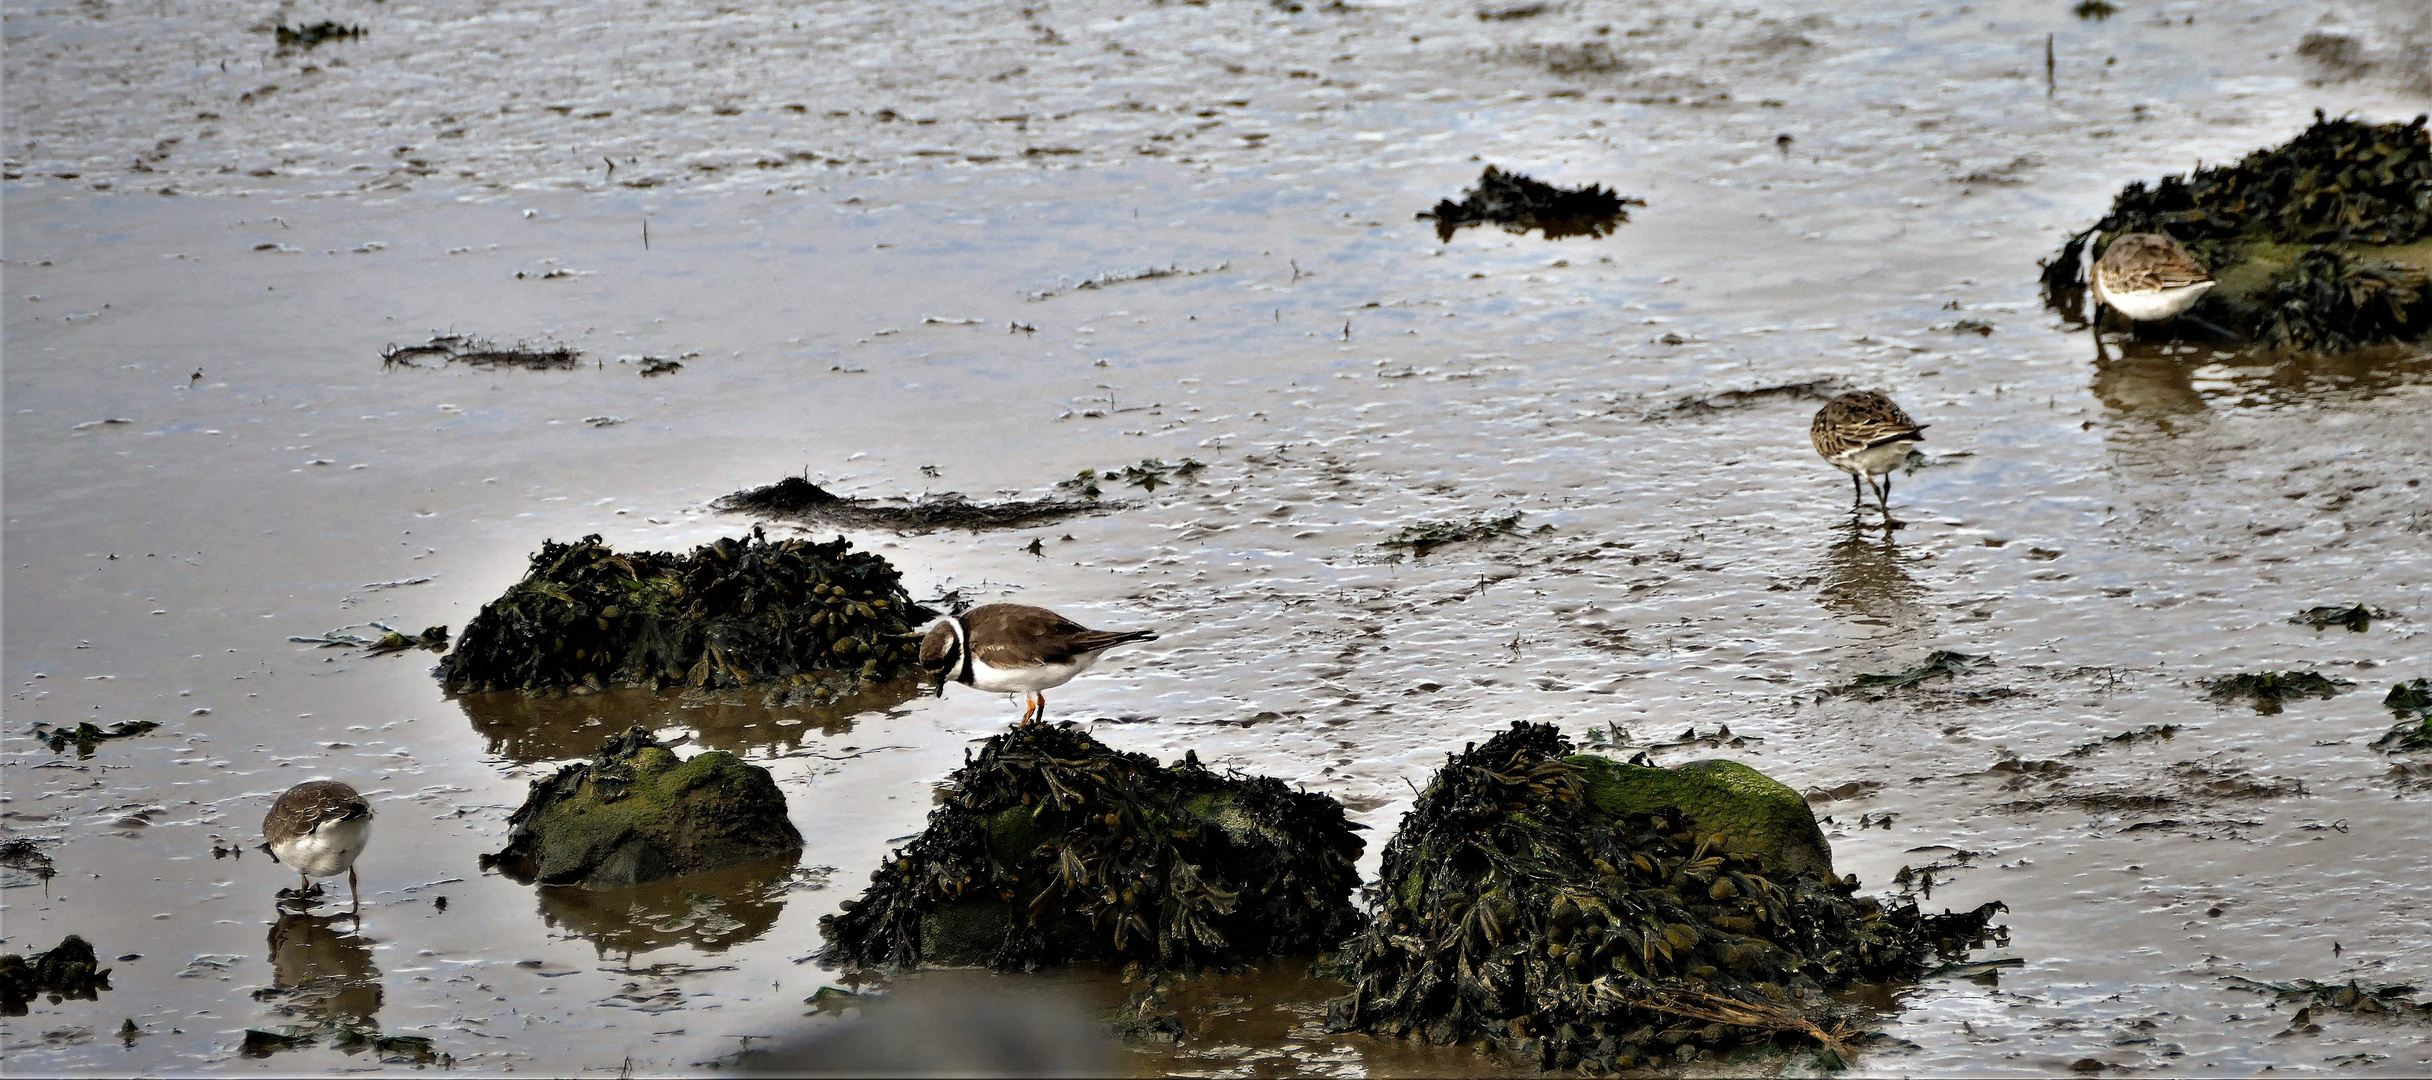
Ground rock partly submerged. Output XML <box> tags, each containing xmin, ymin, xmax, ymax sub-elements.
<box><xmin>1325</xmin><ymin>723</ymin><xmax>2006</xmax><ymax>1072</ymax></box>
<box><xmin>820</xmin><ymin>722</ymin><xmax>1364</xmax><ymax>972</ymax></box>
<box><xmin>438</xmin><ymin>528</ymin><xmax>931</xmax><ymax>703</ymax></box>
<box><xmin>0</xmin><ymin>935</ymin><xmax>111</xmax><ymax>1015</ymax></box>
<box><xmin>2042</xmin><ymin>112</ymin><xmax>2432</xmax><ymax>351</ymax></box>
<box><xmin>481</xmin><ymin>726</ymin><xmax>802</xmax><ymax>891</ymax></box>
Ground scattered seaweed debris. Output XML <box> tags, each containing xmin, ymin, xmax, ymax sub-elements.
<box><xmin>2293</xmin><ymin>604</ymin><xmax>2396</xmax><ymax>632</ymax></box>
<box><xmin>1640</xmin><ymin>378</ymin><xmax>1841</xmax><ymax>421</ymax></box>
<box><xmin>2374</xmin><ymin>679</ymin><xmax>2432</xmax><ymax>752</ymax></box>
<box><xmin>0</xmin><ymin>936</ymin><xmax>112</xmax><ymax>1015</ymax></box>
<box><xmin>2039</xmin><ymin>113</ymin><xmax>2432</xmax><ymax>349</ymax></box>
<box><xmin>242</xmin><ymin>1024</ymin><xmax>445</xmax><ymax>1065</ymax></box>
<box><xmin>1324</xmin><ymin>723</ymin><xmax>2007</xmax><ymax>1073</ymax></box>
<box><xmin>480</xmin><ymin>726</ymin><xmax>802</xmax><ymax>891</ymax></box>
<box><xmin>1056</xmin><ymin>458</ymin><xmax>1205</xmax><ymax>499</ymax></box>
<box><xmin>2201</xmin><ymin>670</ymin><xmax>2355</xmax><ymax>714</ymax></box>
<box><xmin>271</xmin><ymin>21</ymin><xmax>365</xmax><ymax>48</ymax></box>
<box><xmin>291</xmin><ymin>622</ymin><xmax>449</xmax><ymax>654</ymax></box>
<box><xmin>715</xmin><ymin>475</ymin><xmax>1109</xmax><ymax>533</ymax></box>
<box><xmin>2222</xmin><ymin>975</ymin><xmax>2432</xmax><ymax>1018</ymax></box>
<box><xmin>637</xmin><ymin>356</ymin><xmax>684</xmax><ymax>377</ymax></box>
<box><xmin>1381</xmin><ymin>512</ymin><xmax>1522</xmax><ymax>556</ymax></box>
<box><xmin>437</xmin><ymin>529</ymin><xmax>932</xmax><ymax>700</ymax></box>
<box><xmin>379</xmin><ymin>333</ymin><xmax>581</xmax><ymax>370</ymax></box>
<box><xmin>2068</xmin><ymin>723</ymin><xmax>2183</xmax><ymax>757</ymax></box>
<box><xmin>30</xmin><ymin>720</ymin><xmax>160</xmax><ymax>757</ymax></box>
<box><xmin>1838</xmin><ymin>651</ymin><xmax>1987</xmax><ymax>696</ymax></box>
<box><xmin>0</xmin><ymin>839</ymin><xmax>58</xmax><ymax>887</ymax></box>
<box><xmin>1026</xmin><ymin>263</ymin><xmax>1228</xmax><ymax>301</ymax></box>
<box><xmin>2071</xmin><ymin>0</ymin><xmax>2117</xmax><ymax>20</ymax></box>
<box><xmin>1420</xmin><ymin>165</ymin><xmax>1644</xmax><ymax>242</ymax></box>
<box><xmin>820</xmin><ymin>722</ymin><xmax>1363</xmax><ymax>972</ymax></box>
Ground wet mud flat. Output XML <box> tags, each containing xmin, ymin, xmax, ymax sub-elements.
<box><xmin>9</xmin><ymin>0</ymin><xmax>2432</xmax><ymax>1074</ymax></box>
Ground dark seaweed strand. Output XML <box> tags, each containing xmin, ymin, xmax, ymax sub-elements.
<box><xmin>1325</xmin><ymin>722</ymin><xmax>2003</xmax><ymax>1072</ymax></box>
<box><xmin>438</xmin><ymin>528</ymin><xmax>933</xmax><ymax>695</ymax></box>
<box><xmin>820</xmin><ymin>722</ymin><xmax>1362</xmax><ymax>972</ymax></box>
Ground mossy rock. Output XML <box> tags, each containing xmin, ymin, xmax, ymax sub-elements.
<box><xmin>439</xmin><ymin>528</ymin><xmax>933</xmax><ymax>700</ymax></box>
<box><xmin>1327</xmin><ymin>722</ymin><xmax>2005</xmax><ymax>1074</ymax></box>
<box><xmin>482</xmin><ymin>726</ymin><xmax>802</xmax><ymax>890</ymax></box>
<box><xmin>821</xmin><ymin>722</ymin><xmax>1364</xmax><ymax>972</ymax></box>
<box><xmin>1567</xmin><ymin>754</ymin><xmax>1834</xmax><ymax>877</ymax></box>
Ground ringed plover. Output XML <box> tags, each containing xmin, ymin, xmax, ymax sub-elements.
<box><xmin>919</xmin><ymin>603</ymin><xmax>1158</xmax><ymax>724</ymax></box>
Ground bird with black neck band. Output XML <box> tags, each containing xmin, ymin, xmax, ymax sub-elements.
<box><xmin>917</xmin><ymin>604</ymin><xmax>1158</xmax><ymax>725</ymax></box>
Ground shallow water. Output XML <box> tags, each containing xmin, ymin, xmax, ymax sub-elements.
<box><xmin>7</xmin><ymin>0</ymin><xmax>2432</xmax><ymax>1073</ymax></box>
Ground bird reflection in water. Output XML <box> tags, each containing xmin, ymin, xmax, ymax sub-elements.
<box><xmin>1814</xmin><ymin>521</ymin><xmax>1927</xmax><ymax>631</ymax></box>
<box><xmin>259</xmin><ymin>912</ymin><xmax>383</xmax><ymax>1027</ymax></box>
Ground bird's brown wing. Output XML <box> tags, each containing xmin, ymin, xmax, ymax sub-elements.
<box><xmin>966</xmin><ymin>604</ymin><xmax>1158</xmax><ymax>666</ymax></box>
<box><xmin>2098</xmin><ymin>233</ymin><xmax>2215</xmax><ymax>290</ymax></box>
<box><xmin>1813</xmin><ymin>391</ymin><xmax>1923</xmax><ymax>457</ymax></box>
<box><xmin>265</xmin><ymin>780</ymin><xmax>371</xmax><ymax>843</ymax></box>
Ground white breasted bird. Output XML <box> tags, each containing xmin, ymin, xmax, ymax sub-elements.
<box><xmin>918</xmin><ymin>603</ymin><xmax>1158</xmax><ymax>725</ymax></box>
<box><xmin>260</xmin><ymin>780</ymin><xmax>374</xmax><ymax>912</ymax></box>
<box><xmin>2092</xmin><ymin>231</ymin><xmax>2217</xmax><ymax>324</ymax></box>
<box><xmin>1811</xmin><ymin>390</ymin><xmax>1928</xmax><ymax>516</ymax></box>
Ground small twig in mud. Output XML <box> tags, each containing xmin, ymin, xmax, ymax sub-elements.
<box><xmin>1026</xmin><ymin>263</ymin><xmax>1228</xmax><ymax>301</ymax></box>
<box><xmin>1624</xmin><ymin>988</ymin><xmax>1860</xmax><ymax>1058</ymax></box>
<box><xmin>380</xmin><ymin>334</ymin><xmax>580</xmax><ymax>370</ymax></box>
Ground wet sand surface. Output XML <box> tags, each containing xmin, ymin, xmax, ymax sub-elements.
<box><xmin>8</xmin><ymin>0</ymin><xmax>2432</xmax><ymax>1072</ymax></box>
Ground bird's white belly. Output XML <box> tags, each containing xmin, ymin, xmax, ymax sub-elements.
<box><xmin>273</xmin><ymin>817</ymin><xmax>372</xmax><ymax>878</ymax></box>
<box><xmin>1829</xmin><ymin>440</ymin><xmax>1915</xmax><ymax>478</ymax></box>
<box><xmin>969</xmin><ymin>652</ymin><xmax>1098</xmax><ymax>694</ymax></box>
<box><xmin>2099</xmin><ymin>279</ymin><xmax>2213</xmax><ymax>321</ymax></box>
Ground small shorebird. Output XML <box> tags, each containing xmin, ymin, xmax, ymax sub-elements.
<box><xmin>1811</xmin><ymin>390</ymin><xmax>1927</xmax><ymax>516</ymax></box>
<box><xmin>918</xmin><ymin>604</ymin><xmax>1158</xmax><ymax>724</ymax></box>
<box><xmin>260</xmin><ymin>780</ymin><xmax>374</xmax><ymax>913</ymax></box>
<box><xmin>2091</xmin><ymin>232</ymin><xmax>2216</xmax><ymax>325</ymax></box>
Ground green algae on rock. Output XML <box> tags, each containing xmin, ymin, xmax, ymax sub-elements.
<box><xmin>2041</xmin><ymin>113</ymin><xmax>2432</xmax><ymax>350</ymax></box>
<box><xmin>438</xmin><ymin>528</ymin><xmax>931</xmax><ymax>702</ymax></box>
<box><xmin>1325</xmin><ymin>723</ymin><xmax>2006</xmax><ymax>1073</ymax></box>
<box><xmin>820</xmin><ymin>722</ymin><xmax>1363</xmax><ymax>972</ymax></box>
<box><xmin>1568</xmin><ymin>756</ymin><xmax>1833</xmax><ymax>878</ymax></box>
<box><xmin>480</xmin><ymin>726</ymin><xmax>802</xmax><ymax>891</ymax></box>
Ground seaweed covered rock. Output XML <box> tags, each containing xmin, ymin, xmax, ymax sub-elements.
<box><xmin>1326</xmin><ymin>723</ymin><xmax>2005</xmax><ymax>1072</ymax></box>
<box><xmin>439</xmin><ymin>528</ymin><xmax>932</xmax><ymax>701</ymax></box>
<box><xmin>0</xmin><ymin>935</ymin><xmax>110</xmax><ymax>1015</ymax></box>
<box><xmin>820</xmin><ymin>722</ymin><xmax>1363</xmax><ymax>972</ymax></box>
<box><xmin>480</xmin><ymin>726</ymin><xmax>802</xmax><ymax>891</ymax></box>
<box><xmin>2042</xmin><ymin>112</ymin><xmax>2432</xmax><ymax>350</ymax></box>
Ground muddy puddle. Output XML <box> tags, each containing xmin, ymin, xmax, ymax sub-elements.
<box><xmin>8</xmin><ymin>0</ymin><xmax>2432</xmax><ymax>1073</ymax></box>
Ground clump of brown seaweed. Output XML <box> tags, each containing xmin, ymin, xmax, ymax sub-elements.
<box><xmin>2040</xmin><ymin>113</ymin><xmax>2432</xmax><ymax>349</ymax></box>
<box><xmin>29</xmin><ymin>720</ymin><xmax>159</xmax><ymax>757</ymax></box>
<box><xmin>1324</xmin><ymin>723</ymin><xmax>2006</xmax><ymax>1072</ymax></box>
<box><xmin>715</xmin><ymin>475</ymin><xmax>1109</xmax><ymax>533</ymax></box>
<box><xmin>1381</xmin><ymin>512</ymin><xmax>1522</xmax><ymax>556</ymax></box>
<box><xmin>2292</xmin><ymin>604</ymin><xmax>2396</xmax><ymax>632</ymax></box>
<box><xmin>437</xmin><ymin>528</ymin><xmax>931</xmax><ymax>701</ymax></box>
<box><xmin>0</xmin><ymin>936</ymin><xmax>111</xmax><ymax>1015</ymax></box>
<box><xmin>819</xmin><ymin>722</ymin><xmax>1363</xmax><ymax>972</ymax></box>
<box><xmin>1421</xmin><ymin>165</ymin><xmax>1644</xmax><ymax>242</ymax></box>
<box><xmin>271</xmin><ymin>20</ymin><xmax>364</xmax><ymax>49</ymax></box>
<box><xmin>2201</xmin><ymin>670</ymin><xmax>2355</xmax><ymax>714</ymax></box>
<box><xmin>380</xmin><ymin>334</ymin><xmax>580</xmax><ymax>370</ymax></box>
<box><xmin>2374</xmin><ymin>679</ymin><xmax>2432</xmax><ymax>752</ymax></box>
